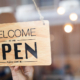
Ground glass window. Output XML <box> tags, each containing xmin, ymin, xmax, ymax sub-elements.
<box><xmin>39</xmin><ymin>0</ymin><xmax>54</xmax><ymax>7</ymax></box>
<box><xmin>21</xmin><ymin>0</ymin><xmax>32</xmax><ymax>5</ymax></box>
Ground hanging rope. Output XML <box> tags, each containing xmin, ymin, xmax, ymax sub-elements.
<box><xmin>32</xmin><ymin>0</ymin><xmax>44</xmax><ymax>24</ymax></box>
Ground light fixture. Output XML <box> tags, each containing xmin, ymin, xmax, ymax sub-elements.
<box><xmin>57</xmin><ymin>7</ymin><xmax>65</xmax><ymax>15</ymax></box>
<box><xmin>69</xmin><ymin>13</ymin><xmax>78</xmax><ymax>21</ymax></box>
<box><xmin>64</xmin><ymin>24</ymin><xmax>73</xmax><ymax>33</ymax></box>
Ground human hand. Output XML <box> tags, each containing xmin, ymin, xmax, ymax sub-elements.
<box><xmin>10</xmin><ymin>66</ymin><xmax>34</xmax><ymax>80</ymax></box>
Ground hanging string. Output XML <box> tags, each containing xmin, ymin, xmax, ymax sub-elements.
<box><xmin>32</xmin><ymin>0</ymin><xmax>45</xmax><ymax>24</ymax></box>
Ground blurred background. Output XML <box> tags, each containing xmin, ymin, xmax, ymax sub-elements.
<box><xmin>0</xmin><ymin>0</ymin><xmax>80</xmax><ymax>80</ymax></box>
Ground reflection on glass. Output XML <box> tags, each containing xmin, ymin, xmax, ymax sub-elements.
<box><xmin>69</xmin><ymin>13</ymin><xmax>78</xmax><ymax>21</ymax></box>
<box><xmin>64</xmin><ymin>24</ymin><xmax>73</xmax><ymax>33</ymax></box>
<box><xmin>57</xmin><ymin>7</ymin><xmax>65</xmax><ymax>15</ymax></box>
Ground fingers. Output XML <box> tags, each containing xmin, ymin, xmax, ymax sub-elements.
<box><xmin>14</xmin><ymin>66</ymin><xmax>19</xmax><ymax>71</ymax></box>
<box><xmin>23</xmin><ymin>66</ymin><xmax>34</xmax><ymax>74</ymax></box>
<box><xmin>10</xmin><ymin>66</ymin><xmax>28</xmax><ymax>80</ymax></box>
<box><xmin>16</xmin><ymin>67</ymin><xmax>27</xmax><ymax>80</ymax></box>
<box><xmin>23</xmin><ymin>66</ymin><xmax>34</xmax><ymax>80</ymax></box>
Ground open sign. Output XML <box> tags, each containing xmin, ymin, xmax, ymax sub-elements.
<box><xmin>0</xmin><ymin>20</ymin><xmax>51</xmax><ymax>66</ymax></box>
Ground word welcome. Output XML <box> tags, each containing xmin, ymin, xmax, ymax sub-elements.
<box><xmin>0</xmin><ymin>28</ymin><xmax>36</xmax><ymax>38</ymax></box>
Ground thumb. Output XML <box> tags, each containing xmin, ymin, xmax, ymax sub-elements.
<box><xmin>10</xmin><ymin>66</ymin><xmax>19</xmax><ymax>80</ymax></box>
